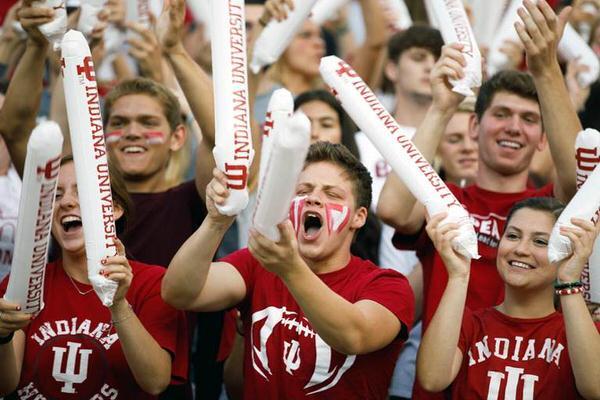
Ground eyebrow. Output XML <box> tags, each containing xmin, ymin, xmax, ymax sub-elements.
<box><xmin>506</xmin><ymin>226</ymin><xmax>550</xmax><ymax>237</ymax></box>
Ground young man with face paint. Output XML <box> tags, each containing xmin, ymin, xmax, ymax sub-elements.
<box><xmin>162</xmin><ymin>142</ymin><xmax>415</xmax><ymax>400</ymax></box>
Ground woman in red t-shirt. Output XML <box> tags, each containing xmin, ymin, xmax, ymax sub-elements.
<box><xmin>0</xmin><ymin>157</ymin><xmax>187</xmax><ymax>399</ymax></box>
<box><xmin>417</xmin><ymin>197</ymin><xmax>600</xmax><ymax>400</ymax></box>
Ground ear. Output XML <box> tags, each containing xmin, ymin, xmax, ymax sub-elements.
<box><xmin>468</xmin><ymin>113</ymin><xmax>479</xmax><ymax>141</ymax></box>
<box><xmin>169</xmin><ymin>124</ymin><xmax>187</xmax><ymax>152</ymax></box>
<box><xmin>113</xmin><ymin>203</ymin><xmax>124</xmax><ymax>221</ymax></box>
<box><xmin>536</xmin><ymin>130</ymin><xmax>548</xmax><ymax>152</ymax></box>
<box><xmin>384</xmin><ymin>59</ymin><xmax>399</xmax><ymax>84</ymax></box>
<box><xmin>350</xmin><ymin>206</ymin><xmax>368</xmax><ymax>231</ymax></box>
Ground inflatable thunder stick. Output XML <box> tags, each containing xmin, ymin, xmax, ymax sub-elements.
<box><xmin>210</xmin><ymin>0</ymin><xmax>254</xmax><ymax>216</ymax></box>
<box><xmin>428</xmin><ymin>0</ymin><xmax>481</xmax><ymax>96</ymax></box>
<box><xmin>548</xmin><ymin>161</ymin><xmax>600</xmax><ymax>264</ymax></box>
<box><xmin>259</xmin><ymin>89</ymin><xmax>294</xmax><ymax>188</ymax></box>
<box><xmin>487</xmin><ymin>0</ymin><xmax>521</xmax><ymax>77</ymax></box>
<box><xmin>250</xmin><ymin>0</ymin><xmax>319</xmax><ymax>73</ymax></box>
<box><xmin>77</xmin><ymin>0</ymin><xmax>104</xmax><ymax>37</ymax></box>
<box><xmin>380</xmin><ymin>0</ymin><xmax>412</xmax><ymax>31</ymax></box>
<box><xmin>253</xmin><ymin>112</ymin><xmax>312</xmax><ymax>241</ymax></box>
<box><xmin>310</xmin><ymin>0</ymin><xmax>349</xmax><ymax>26</ymax></box>
<box><xmin>554</xmin><ymin>129</ymin><xmax>600</xmax><ymax>302</ymax></box>
<box><xmin>32</xmin><ymin>0</ymin><xmax>67</xmax><ymax>49</ymax></box>
<box><xmin>61</xmin><ymin>30</ymin><xmax>118</xmax><ymax>306</ymax></box>
<box><xmin>4</xmin><ymin>122</ymin><xmax>63</xmax><ymax>313</ymax></box>
<box><xmin>320</xmin><ymin>56</ymin><xmax>479</xmax><ymax>259</ymax></box>
<box><xmin>558</xmin><ymin>24</ymin><xmax>600</xmax><ymax>88</ymax></box>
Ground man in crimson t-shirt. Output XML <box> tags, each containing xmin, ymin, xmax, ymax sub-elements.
<box><xmin>377</xmin><ymin>3</ymin><xmax>580</xmax><ymax>398</ymax></box>
<box><xmin>162</xmin><ymin>142</ymin><xmax>415</xmax><ymax>399</ymax></box>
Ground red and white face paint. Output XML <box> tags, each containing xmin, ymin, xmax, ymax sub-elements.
<box><xmin>324</xmin><ymin>203</ymin><xmax>350</xmax><ymax>233</ymax></box>
<box><xmin>289</xmin><ymin>195</ymin><xmax>350</xmax><ymax>236</ymax></box>
<box><xmin>104</xmin><ymin>130</ymin><xmax>166</xmax><ymax>145</ymax></box>
<box><xmin>289</xmin><ymin>195</ymin><xmax>306</xmax><ymax>235</ymax></box>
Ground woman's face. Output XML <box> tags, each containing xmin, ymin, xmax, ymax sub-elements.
<box><xmin>438</xmin><ymin>112</ymin><xmax>478</xmax><ymax>184</ymax></box>
<box><xmin>52</xmin><ymin>161</ymin><xmax>122</xmax><ymax>255</ymax></box>
<box><xmin>299</xmin><ymin>100</ymin><xmax>342</xmax><ymax>144</ymax></box>
<box><xmin>281</xmin><ymin>21</ymin><xmax>326</xmax><ymax>78</ymax></box>
<box><xmin>496</xmin><ymin>208</ymin><xmax>557</xmax><ymax>290</ymax></box>
<box><xmin>52</xmin><ymin>162</ymin><xmax>85</xmax><ymax>255</ymax></box>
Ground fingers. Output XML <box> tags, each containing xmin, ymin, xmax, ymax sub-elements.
<box><xmin>425</xmin><ymin>212</ymin><xmax>448</xmax><ymax>232</ymax></box>
<box><xmin>114</xmin><ymin>238</ymin><xmax>126</xmax><ymax>257</ymax></box>
<box><xmin>433</xmin><ymin>44</ymin><xmax>466</xmax><ymax>81</ymax></box>
<box><xmin>100</xmin><ymin>263</ymin><xmax>132</xmax><ymax>282</ymax></box>
<box><xmin>277</xmin><ymin>220</ymin><xmax>296</xmax><ymax>244</ymax></box>
<box><xmin>207</xmin><ymin>169</ymin><xmax>230</xmax><ymax>207</ymax></box>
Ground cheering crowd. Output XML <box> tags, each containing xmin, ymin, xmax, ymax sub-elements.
<box><xmin>0</xmin><ymin>0</ymin><xmax>599</xmax><ymax>399</ymax></box>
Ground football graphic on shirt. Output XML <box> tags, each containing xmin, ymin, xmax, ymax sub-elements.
<box><xmin>250</xmin><ymin>306</ymin><xmax>356</xmax><ymax>395</ymax></box>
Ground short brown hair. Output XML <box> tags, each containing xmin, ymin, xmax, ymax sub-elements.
<box><xmin>475</xmin><ymin>70</ymin><xmax>539</xmax><ymax>121</ymax></box>
<box><xmin>103</xmin><ymin>78</ymin><xmax>183</xmax><ymax>132</ymax></box>
<box><xmin>304</xmin><ymin>141</ymin><xmax>372</xmax><ymax>209</ymax></box>
<box><xmin>387</xmin><ymin>25</ymin><xmax>443</xmax><ymax>64</ymax></box>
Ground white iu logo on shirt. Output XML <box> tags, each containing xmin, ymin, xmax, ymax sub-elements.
<box><xmin>52</xmin><ymin>341</ymin><xmax>93</xmax><ymax>393</ymax></box>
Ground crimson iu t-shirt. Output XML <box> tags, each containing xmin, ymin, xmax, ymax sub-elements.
<box><xmin>393</xmin><ymin>183</ymin><xmax>554</xmax><ymax>328</ymax></box>
<box><xmin>0</xmin><ymin>260</ymin><xmax>188</xmax><ymax>399</ymax></box>
<box><xmin>221</xmin><ymin>248</ymin><xmax>415</xmax><ymax>400</ymax></box>
<box><xmin>453</xmin><ymin>308</ymin><xmax>600</xmax><ymax>399</ymax></box>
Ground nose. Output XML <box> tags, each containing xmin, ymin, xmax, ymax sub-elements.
<box><xmin>462</xmin><ymin>134</ymin><xmax>477</xmax><ymax>153</ymax></box>
<box><xmin>513</xmin><ymin>238</ymin><xmax>531</xmax><ymax>257</ymax></box>
<box><xmin>505</xmin><ymin>115</ymin><xmax>522</xmax><ymax>135</ymax></box>
<box><xmin>310</xmin><ymin>124</ymin><xmax>320</xmax><ymax>142</ymax></box>
<box><xmin>122</xmin><ymin>123</ymin><xmax>144</xmax><ymax>140</ymax></box>
<box><xmin>59</xmin><ymin>190</ymin><xmax>78</xmax><ymax>209</ymax></box>
<box><xmin>305</xmin><ymin>192</ymin><xmax>323</xmax><ymax>207</ymax></box>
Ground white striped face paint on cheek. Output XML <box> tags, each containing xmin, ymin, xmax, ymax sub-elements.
<box><xmin>325</xmin><ymin>203</ymin><xmax>349</xmax><ymax>233</ymax></box>
<box><xmin>104</xmin><ymin>130</ymin><xmax>167</xmax><ymax>145</ymax></box>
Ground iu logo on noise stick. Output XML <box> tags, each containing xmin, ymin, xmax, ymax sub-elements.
<box><xmin>576</xmin><ymin>147</ymin><xmax>600</xmax><ymax>172</ymax></box>
<box><xmin>225</xmin><ymin>163</ymin><xmax>248</xmax><ymax>190</ymax></box>
<box><xmin>37</xmin><ymin>156</ymin><xmax>61</xmax><ymax>180</ymax></box>
<box><xmin>335</xmin><ymin>61</ymin><xmax>358</xmax><ymax>78</ymax></box>
<box><xmin>76</xmin><ymin>56</ymin><xmax>96</xmax><ymax>82</ymax></box>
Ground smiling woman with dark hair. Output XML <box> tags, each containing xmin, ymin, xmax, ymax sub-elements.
<box><xmin>417</xmin><ymin>197</ymin><xmax>600</xmax><ymax>399</ymax></box>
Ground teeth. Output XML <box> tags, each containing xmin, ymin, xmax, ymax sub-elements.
<box><xmin>510</xmin><ymin>261</ymin><xmax>533</xmax><ymax>269</ymax></box>
<box><xmin>123</xmin><ymin>146</ymin><xmax>146</xmax><ymax>153</ymax></box>
<box><xmin>498</xmin><ymin>140</ymin><xmax>522</xmax><ymax>149</ymax></box>
<box><xmin>61</xmin><ymin>215</ymin><xmax>81</xmax><ymax>224</ymax></box>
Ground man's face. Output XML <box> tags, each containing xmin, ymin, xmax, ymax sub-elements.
<box><xmin>473</xmin><ymin>91</ymin><xmax>544</xmax><ymax>177</ymax></box>
<box><xmin>388</xmin><ymin>47</ymin><xmax>436</xmax><ymax>98</ymax></box>
<box><xmin>291</xmin><ymin>162</ymin><xmax>366</xmax><ymax>263</ymax></box>
<box><xmin>105</xmin><ymin>94</ymin><xmax>181</xmax><ymax>183</ymax></box>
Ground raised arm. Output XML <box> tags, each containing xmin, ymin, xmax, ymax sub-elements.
<box><xmin>556</xmin><ymin>218</ymin><xmax>600</xmax><ymax>399</ymax></box>
<box><xmin>0</xmin><ymin>1</ymin><xmax>51</xmax><ymax>176</ymax></box>
<box><xmin>101</xmin><ymin>239</ymin><xmax>172</xmax><ymax>395</ymax></box>
<box><xmin>348</xmin><ymin>0</ymin><xmax>387</xmax><ymax>82</ymax></box>
<box><xmin>515</xmin><ymin>0</ymin><xmax>579</xmax><ymax>203</ymax></box>
<box><xmin>377</xmin><ymin>44</ymin><xmax>465</xmax><ymax>234</ymax></box>
<box><xmin>416</xmin><ymin>213</ymin><xmax>468</xmax><ymax>392</ymax></box>
<box><xmin>162</xmin><ymin>168</ymin><xmax>247</xmax><ymax>311</ymax></box>
<box><xmin>157</xmin><ymin>0</ymin><xmax>216</xmax><ymax>198</ymax></box>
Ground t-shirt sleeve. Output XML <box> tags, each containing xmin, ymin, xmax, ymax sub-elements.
<box><xmin>219</xmin><ymin>248</ymin><xmax>256</xmax><ymax>297</ymax></box>
<box><xmin>356</xmin><ymin>269</ymin><xmax>415</xmax><ymax>339</ymax></box>
<box><xmin>129</xmin><ymin>264</ymin><xmax>189</xmax><ymax>383</ymax></box>
<box><xmin>458</xmin><ymin>307</ymin><xmax>476</xmax><ymax>354</ymax></box>
<box><xmin>0</xmin><ymin>276</ymin><xmax>8</xmax><ymax>296</ymax></box>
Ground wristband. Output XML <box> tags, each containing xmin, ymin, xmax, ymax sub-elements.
<box><xmin>111</xmin><ymin>302</ymin><xmax>134</xmax><ymax>326</ymax></box>
<box><xmin>555</xmin><ymin>286</ymin><xmax>584</xmax><ymax>296</ymax></box>
<box><xmin>0</xmin><ymin>332</ymin><xmax>14</xmax><ymax>345</ymax></box>
<box><xmin>554</xmin><ymin>280</ymin><xmax>583</xmax><ymax>290</ymax></box>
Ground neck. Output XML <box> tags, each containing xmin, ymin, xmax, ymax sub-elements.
<box><xmin>125</xmin><ymin>170</ymin><xmax>169</xmax><ymax>193</ymax></box>
<box><xmin>61</xmin><ymin>249</ymin><xmax>90</xmax><ymax>284</ymax></box>
<box><xmin>303</xmin><ymin>248</ymin><xmax>352</xmax><ymax>275</ymax></box>
<box><xmin>476</xmin><ymin>163</ymin><xmax>529</xmax><ymax>193</ymax></box>
<box><xmin>497</xmin><ymin>285</ymin><xmax>556</xmax><ymax>319</ymax></box>
<box><xmin>393</xmin><ymin>91</ymin><xmax>431</xmax><ymax>127</ymax></box>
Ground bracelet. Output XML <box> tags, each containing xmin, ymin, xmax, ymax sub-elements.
<box><xmin>0</xmin><ymin>332</ymin><xmax>14</xmax><ymax>345</ymax></box>
<box><xmin>111</xmin><ymin>303</ymin><xmax>134</xmax><ymax>325</ymax></box>
<box><xmin>555</xmin><ymin>286</ymin><xmax>584</xmax><ymax>296</ymax></box>
<box><xmin>554</xmin><ymin>280</ymin><xmax>583</xmax><ymax>290</ymax></box>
